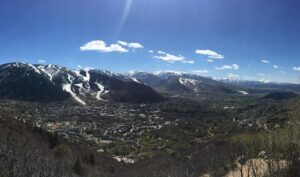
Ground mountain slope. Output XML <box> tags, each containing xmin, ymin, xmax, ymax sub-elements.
<box><xmin>128</xmin><ymin>71</ymin><xmax>236</xmax><ymax>97</ymax></box>
<box><xmin>129</xmin><ymin>71</ymin><xmax>300</xmax><ymax>99</ymax></box>
<box><xmin>263</xmin><ymin>92</ymin><xmax>298</xmax><ymax>100</ymax></box>
<box><xmin>219</xmin><ymin>79</ymin><xmax>300</xmax><ymax>94</ymax></box>
<box><xmin>0</xmin><ymin>63</ymin><xmax>70</xmax><ymax>102</ymax></box>
<box><xmin>0</xmin><ymin>63</ymin><xmax>164</xmax><ymax>104</ymax></box>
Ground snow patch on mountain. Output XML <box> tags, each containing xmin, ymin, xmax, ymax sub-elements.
<box><xmin>95</xmin><ymin>82</ymin><xmax>106</xmax><ymax>101</ymax></box>
<box><xmin>179</xmin><ymin>77</ymin><xmax>197</xmax><ymax>86</ymax></box>
<box><xmin>28</xmin><ymin>64</ymin><xmax>42</xmax><ymax>74</ymax></box>
<box><xmin>238</xmin><ymin>90</ymin><xmax>249</xmax><ymax>95</ymax></box>
<box><xmin>74</xmin><ymin>83</ymin><xmax>84</xmax><ymax>89</ymax></box>
<box><xmin>0</xmin><ymin>62</ymin><xmax>165</xmax><ymax>105</ymax></box>
<box><xmin>63</xmin><ymin>84</ymin><xmax>86</xmax><ymax>105</ymax></box>
<box><xmin>62</xmin><ymin>73</ymin><xmax>86</xmax><ymax>105</ymax></box>
<box><xmin>74</xmin><ymin>83</ymin><xmax>85</xmax><ymax>95</ymax></box>
<box><xmin>131</xmin><ymin>78</ymin><xmax>141</xmax><ymax>83</ymax></box>
<box><xmin>38</xmin><ymin>66</ymin><xmax>53</xmax><ymax>81</ymax></box>
<box><xmin>82</xmin><ymin>69</ymin><xmax>91</xmax><ymax>82</ymax></box>
<box><xmin>37</xmin><ymin>64</ymin><xmax>64</xmax><ymax>82</ymax></box>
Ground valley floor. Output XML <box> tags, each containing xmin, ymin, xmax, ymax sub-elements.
<box><xmin>0</xmin><ymin>95</ymin><xmax>300</xmax><ymax>177</ymax></box>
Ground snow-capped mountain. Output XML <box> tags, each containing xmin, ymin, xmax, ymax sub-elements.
<box><xmin>0</xmin><ymin>63</ymin><xmax>164</xmax><ymax>105</ymax></box>
<box><xmin>127</xmin><ymin>71</ymin><xmax>300</xmax><ymax>98</ymax></box>
<box><xmin>2</xmin><ymin>62</ymin><xmax>298</xmax><ymax>105</ymax></box>
<box><xmin>218</xmin><ymin>79</ymin><xmax>300</xmax><ymax>94</ymax></box>
<box><xmin>127</xmin><ymin>71</ymin><xmax>236</xmax><ymax>96</ymax></box>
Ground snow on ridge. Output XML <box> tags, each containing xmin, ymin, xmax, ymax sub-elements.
<box><xmin>37</xmin><ymin>64</ymin><xmax>66</xmax><ymax>82</ymax></box>
<box><xmin>28</xmin><ymin>64</ymin><xmax>42</xmax><ymax>74</ymax></box>
<box><xmin>12</xmin><ymin>62</ymin><xmax>26</xmax><ymax>67</ymax></box>
<box><xmin>1</xmin><ymin>63</ymin><xmax>42</xmax><ymax>74</ymax></box>
<box><xmin>38</xmin><ymin>66</ymin><xmax>55</xmax><ymax>81</ymax></box>
<box><xmin>127</xmin><ymin>70</ymin><xmax>140</xmax><ymax>76</ymax></box>
<box><xmin>1</xmin><ymin>62</ymin><xmax>26</xmax><ymax>69</ymax></box>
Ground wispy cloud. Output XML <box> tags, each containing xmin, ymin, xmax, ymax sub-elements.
<box><xmin>261</xmin><ymin>60</ymin><xmax>270</xmax><ymax>63</ymax></box>
<box><xmin>153</xmin><ymin>51</ymin><xmax>185</xmax><ymax>63</ymax></box>
<box><xmin>117</xmin><ymin>41</ymin><xmax>143</xmax><ymax>49</ymax></box>
<box><xmin>192</xmin><ymin>70</ymin><xmax>209</xmax><ymax>74</ymax></box>
<box><xmin>80</xmin><ymin>40</ymin><xmax>128</xmax><ymax>53</ymax></box>
<box><xmin>273</xmin><ymin>65</ymin><xmax>279</xmax><ymax>69</ymax></box>
<box><xmin>215</xmin><ymin>64</ymin><xmax>239</xmax><ymax>70</ymax></box>
<box><xmin>207</xmin><ymin>59</ymin><xmax>214</xmax><ymax>63</ymax></box>
<box><xmin>195</xmin><ymin>49</ymin><xmax>224</xmax><ymax>59</ymax></box>
<box><xmin>38</xmin><ymin>59</ymin><xmax>46</xmax><ymax>63</ymax></box>
<box><xmin>148</xmin><ymin>50</ymin><xmax>154</xmax><ymax>53</ymax></box>
<box><xmin>182</xmin><ymin>60</ymin><xmax>194</xmax><ymax>64</ymax></box>
<box><xmin>257</xmin><ymin>73</ymin><xmax>265</xmax><ymax>76</ymax></box>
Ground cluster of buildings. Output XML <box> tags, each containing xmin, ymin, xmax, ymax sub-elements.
<box><xmin>3</xmin><ymin>101</ymin><xmax>175</xmax><ymax>162</ymax></box>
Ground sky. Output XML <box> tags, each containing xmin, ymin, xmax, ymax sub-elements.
<box><xmin>1</xmin><ymin>0</ymin><xmax>300</xmax><ymax>83</ymax></box>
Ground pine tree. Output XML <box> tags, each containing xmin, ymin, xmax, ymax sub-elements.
<box><xmin>73</xmin><ymin>158</ymin><xmax>82</xmax><ymax>175</ymax></box>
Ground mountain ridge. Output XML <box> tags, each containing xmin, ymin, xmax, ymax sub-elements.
<box><xmin>1</xmin><ymin>62</ymin><xmax>300</xmax><ymax>105</ymax></box>
<box><xmin>0</xmin><ymin>62</ymin><xmax>164</xmax><ymax>105</ymax></box>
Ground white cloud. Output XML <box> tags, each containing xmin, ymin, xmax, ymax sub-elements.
<box><xmin>195</xmin><ymin>49</ymin><xmax>224</xmax><ymax>59</ymax></box>
<box><xmin>257</xmin><ymin>73</ymin><xmax>265</xmax><ymax>76</ymax></box>
<box><xmin>153</xmin><ymin>51</ymin><xmax>185</xmax><ymax>63</ymax></box>
<box><xmin>215</xmin><ymin>65</ymin><xmax>232</xmax><ymax>70</ymax></box>
<box><xmin>77</xmin><ymin>65</ymin><xmax>82</xmax><ymax>68</ymax></box>
<box><xmin>215</xmin><ymin>64</ymin><xmax>239</xmax><ymax>70</ymax></box>
<box><xmin>192</xmin><ymin>70</ymin><xmax>209</xmax><ymax>74</ymax></box>
<box><xmin>117</xmin><ymin>40</ymin><xmax>144</xmax><ymax>49</ymax></box>
<box><xmin>154</xmin><ymin>70</ymin><xmax>185</xmax><ymax>75</ymax></box>
<box><xmin>261</xmin><ymin>60</ymin><xmax>270</xmax><ymax>63</ymax></box>
<box><xmin>80</xmin><ymin>40</ymin><xmax>128</xmax><ymax>53</ymax></box>
<box><xmin>148</xmin><ymin>50</ymin><xmax>154</xmax><ymax>53</ymax></box>
<box><xmin>293</xmin><ymin>67</ymin><xmax>300</xmax><ymax>71</ymax></box>
<box><xmin>38</xmin><ymin>59</ymin><xmax>46</xmax><ymax>63</ymax></box>
<box><xmin>232</xmin><ymin>64</ymin><xmax>240</xmax><ymax>70</ymax></box>
<box><xmin>273</xmin><ymin>65</ymin><xmax>279</xmax><ymax>69</ymax></box>
<box><xmin>227</xmin><ymin>73</ymin><xmax>240</xmax><ymax>79</ymax></box>
<box><xmin>207</xmin><ymin>59</ymin><xmax>214</xmax><ymax>63</ymax></box>
<box><xmin>182</xmin><ymin>60</ymin><xmax>194</xmax><ymax>64</ymax></box>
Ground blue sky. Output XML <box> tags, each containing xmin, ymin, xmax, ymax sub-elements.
<box><xmin>1</xmin><ymin>0</ymin><xmax>300</xmax><ymax>83</ymax></box>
